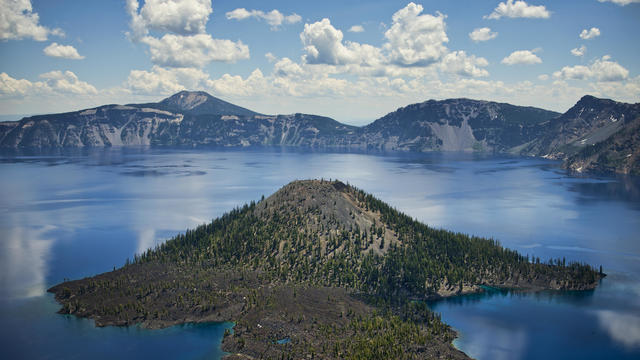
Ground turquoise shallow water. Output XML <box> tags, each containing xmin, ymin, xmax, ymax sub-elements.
<box><xmin>0</xmin><ymin>147</ymin><xmax>639</xmax><ymax>359</ymax></box>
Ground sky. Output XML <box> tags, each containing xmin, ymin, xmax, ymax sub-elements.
<box><xmin>0</xmin><ymin>0</ymin><xmax>639</xmax><ymax>125</ymax></box>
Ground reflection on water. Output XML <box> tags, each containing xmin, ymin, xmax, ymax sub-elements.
<box><xmin>0</xmin><ymin>225</ymin><xmax>54</xmax><ymax>298</ymax></box>
<box><xmin>567</xmin><ymin>176</ymin><xmax>640</xmax><ymax>210</ymax></box>
<box><xmin>596</xmin><ymin>310</ymin><xmax>640</xmax><ymax>349</ymax></box>
<box><xmin>0</xmin><ymin>147</ymin><xmax>639</xmax><ymax>359</ymax></box>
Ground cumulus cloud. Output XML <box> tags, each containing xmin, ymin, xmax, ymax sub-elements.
<box><xmin>141</xmin><ymin>34</ymin><xmax>249</xmax><ymax>68</ymax></box>
<box><xmin>226</xmin><ymin>8</ymin><xmax>301</xmax><ymax>29</ymax></box>
<box><xmin>43</xmin><ymin>43</ymin><xmax>85</xmax><ymax>60</ymax></box>
<box><xmin>469</xmin><ymin>27</ymin><xmax>498</xmax><ymax>42</ymax></box>
<box><xmin>348</xmin><ymin>25</ymin><xmax>365</xmax><ymax>33</ymax></box>
<box><xmin>126</xmin><ymin>0</ymin><xmax>212</xmax><ymax>39</ymax></box>
<box><xmin>553</xmin><ymin>65</ymin><xmax>592</xmax><ymax>80</ymax></box>
<box><xmin>126</xmin><ymin>0</ymin><xmax>249</xmax><ymax>69</ymax></box>
<box><xmin>298</xmin><ymin>3</ymin><xmax>488</xmax><ymax>78</ymax></box>
<box><xmin>0</xmin><ymin>0</ymin><xmax>63</xmax><ymax>41</ymax></box>
<box><xmin>300</xmin><ymin>18</ymin><xmax>384</xmax><ymax>66</ymax></box>
<box><xmin>571</xmin><ymin>45</ymin><xmax>586</xmax><ymax>57</ymax></box>
<box><xmin>580</xmin><ymin>27</ymin><xmax>601</xmax><ymax>40</ymax></box>
<box><xmin>485</xmin><ymin>0</ymin><xmax>550</xmax><ymax>19</ymax></box>
<box><xmin>598</xmin><ymin>0</ymin><xmax>640</xmax><ymax>5</ymax></box>
<box><xmin>39</xmin><ymin>71</ymin><xmax>97</xmax><ymax>94</ymax></box>
<box><xmin>440</xmin><ymin>51</ymin><xmax>489</xmax><ymax>77</ymax></box>
<box><xmin>273</xmin><ymin>57</ymin><xmax>305</xmax><ymax>78</ymax></box>
<box><xmin>553</xmin><ymin>55</ymin><xmax>629</xmax><ymax>82</ymax></box>
<box><xmin>0</xmin><ymin>71</ymin><xmax>97</xmax><ymax>97</ymax></box>
<box><xmin>501</xmin><ymin>50</ymin><xmax>542</xmax><ymax>65</ymax></box>
<box><xmin>384</xmin><ymin>3</ymin><xmax>449</xmax><ymax>66</ymax></box>
<box><xmin>126</xmin><ymin>65</ymin><xmax>210</xmax><ymax>94</ymax></box>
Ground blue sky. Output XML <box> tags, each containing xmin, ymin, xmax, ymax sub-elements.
<box><xmin>1</xmin><ymin>0</ymin><xmax>639</xmax><ymax>124</ymax></box>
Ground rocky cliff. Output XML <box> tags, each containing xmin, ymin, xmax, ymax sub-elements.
<box><xmin>1</xmin><ymin>91</ymin><xmax>638</xmax><ymax>175</ymax></box>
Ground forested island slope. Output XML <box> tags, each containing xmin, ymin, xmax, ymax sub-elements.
<box><xmin>49</xmin><ymin>180</ymin><xmax>602</xmax><ymax>359</ymax></box>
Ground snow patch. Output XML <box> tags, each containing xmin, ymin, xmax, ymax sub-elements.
<box><xmin>141</xmin><ymin>108</ymin><xmax>173</xmax><ymax>116</ymax></box>
<box><xmin>80</xmin><ymin>109</ymin><xmax>97</xmax><ymax>116</ymax></box>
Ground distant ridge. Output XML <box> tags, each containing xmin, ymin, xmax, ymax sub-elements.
<box><xmin>0</xmin><ymin>91</ymin><xmax>637</xmax><ymax>175</ymax></box>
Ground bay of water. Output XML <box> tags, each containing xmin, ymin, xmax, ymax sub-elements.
<box><xmin>1</xmin><ymin>147</ymin><xmax>639</xmax><ymax>359</ymax></box>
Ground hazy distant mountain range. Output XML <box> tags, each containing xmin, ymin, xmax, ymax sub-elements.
<box><xmin>0</xmin><ymin>90</ymin><xmax>638</xmax><ymax>175</ymax></box>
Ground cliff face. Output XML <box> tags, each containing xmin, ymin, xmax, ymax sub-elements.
<box><xmin>1</xmin><ymin>91</ymin><xmax>638</xmax><ymax>175</ymax></box>
<box><xmin>564</xmin><ymin>116</ymin><xmax>640</xmax><ymax>176</ymax></box>
<box><xmin>0</xmin><ymin>94</ymin><xmax>559</xmax><ymax>151</ymax></box>
<box><xmin>355</xmin><ymin>98</ymin><xmax>559</xmax><ymax>152</ymax></box>
<box><xmin>519</xmin><ymin>96</ymin><xmax>640</xmax><ymax>158</ymax></box>
<box><xmin>0</xmin><ymin>109</ymin><xmax>358</xmax><ymax>148</ymax></box>
<box><xmin>0</xmin><ymin>106</ymin><xmax>183</xmax><ymax>148</ymax></box>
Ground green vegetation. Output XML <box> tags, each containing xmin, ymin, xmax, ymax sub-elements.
<box><xmin>49</xmin><ymin>179</ymin><xmax>602</xmax><ymax>359</ymax></box>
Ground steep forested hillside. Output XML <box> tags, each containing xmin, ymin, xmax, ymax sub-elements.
<box><xmin>49</xmin><ymin>180</ymin><xmax>602</xmax><ymax>359</ymax></box>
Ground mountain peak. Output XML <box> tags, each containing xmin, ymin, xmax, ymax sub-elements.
<box><xmin>158</xmin><ymin>90</ymin><xmax>259</xmax><ymax>117</ymax></box>
<box><xmin>574</xmin><ymin>94</ymin><xmax>617</xmax><ymax>108</ymax></box>
<box><xmin>163</xmin><ymin>91</ymin><xmax>212</xmax><ymax>111</ymax></box>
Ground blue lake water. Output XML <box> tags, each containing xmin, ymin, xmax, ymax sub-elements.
<box><xmin>1</xmin><ymin>147</ymin><xmax>639</xmax><ymax>359</ymax></box>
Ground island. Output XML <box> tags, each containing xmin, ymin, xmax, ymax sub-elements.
<box><xmin>49</xmin><ymin>180</ymin><xmax>603</xmax><ymax>359</ymax></box>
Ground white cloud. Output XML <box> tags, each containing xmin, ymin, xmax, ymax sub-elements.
<box><xmin>485</xmin><ymin>0</ymin><xmax>550</xmax><ymax>19</ymax></box>
<box><xmin>298</xmin><ymin>4</ymin><xmax>488</xmax><ymax>79</ymax></box>
<box><xmin>571</xmin><ymin>45</ymin><xmax>586</xmax><ymax>57</ymax></box>
<box><xmin>140</xmin><ymin>34</ymin><xmax>249</xmax><ymax>68</ymax></box>
<box><xmin>553</xmin><ymin>65</ymin><xmax>592</xmax><ymax>80</ymax></box>
<box><xmin>300</xmin><ymin>18</ymin><xmax>383</xmax><ymax>66</ymax></box>
<box><xmin>0</xmin><ymin>71</ymin><xmax>97</xmax><ymax>97</ymax></box>
<box><xmin>598</xmin><ymin>0</ymin><xmax>640</xmax><ymax>5</ymax></box>
<box><xmin>126</xmin><ymin>0</ymin><xmax>148</xmax><ymax>41</ymax></box>
<box><xmin>553</xmin><ymin>55</ymin><xmax>629</xmax><ymax>82</ymax></box>
<box><xmin>580</xmin><ymin>27</ymin><xmax>601</xmax><ymax>40</ymax></box>
<box><xmin>0</xmin><ymin>0</ymin><xmax>63</xmax><ymax>41</ymax></box>
<box><xmin>348</xmin><ymin>25</ymin><xmax>365</xmax><ymax>33</ymax></box>
<box><xmin>0</xmin><ymin>73</ymin><xmax>40</xmax><ymax>97</ymax></box>
<box><xmin>440</xmin><ymin>51</ymin><xmax>489</xmax><ymax>77</ymax></box>
<box><xmin>538</xmin><ymin>74</ymin><xmax>549</xmax><ymax>81</ymax></box>
<box><xmin>126</xmin><ymin>0</ymin><xmax>249</xmax><ymax>69</ymax></box>
<box><xmin>129</xmin><ymin>0</ymin><xmax>212</xmax><ymax>37</ymax></box>
<box><xmin>208</xmin><ymin>69</ymin><xmax>269</xmax><ymax>97</ymax></box>
<box><xmin>469</xmin><ymin>27</ymin><xmax>498</xmax><ymax>42</ymax></box>
<box><xmin>126</xmin><ymin>65</ymin><xmax>211</xmax><ymax>94</ymax></box>
<box><xmin>590</xmin><ymin>55</ymin><xmax>629</xmax><ymax>81</ymax></box>
<box><xmin>501</xmin><ymin>50</ymin><xmax>542</xmax><ymax>65</ymax></box>
<box><xmin>384</xmin><ymin>3</ymin><xmax>449</xmax><ymax>66</ymax></box>
<box><xmin>39</xmin><ymin>71</ymin><xmax>98</xmax><ymax>94</ymax></box>
<box><xmin>225</xmin><ymin>8</ymin><xmax>301</xmax><ymax>29</ymax></box>
<box><xmin>43</xmin><ymin>43</ymin><xmax>85</xmax><ymax>60</ymax></box>
<box><xmin>273</xmin><ymin>57</ymin><xmax>305</xmax><ymax>78</ymax></box>
<box><xmin>265</xmin><ymin>52</ymin><xmax>277</xmax><ymax>62</ymax></box>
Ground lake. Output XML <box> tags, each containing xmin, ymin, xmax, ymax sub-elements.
<box><xmin>1</xmin><ymin>147</ymin><xmax>639</xmax><ymax>359</ymax></box>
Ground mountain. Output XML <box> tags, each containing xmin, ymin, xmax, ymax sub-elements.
<box><xmin>1</xmin><ymin>91</ymin><xmax>638</xmax><ymax>175</ymax></box>
<box><xmin>516</xmin><ymin>95</ymin><xmax>640</xmax><ymax>175</ymax></box>
<box><xmin>0</xmin><ymin>92</ymin><xmax>558</xmax><ymax>151</ymax></box>
<box><xmin>135</xmin><ymin>90</ymin><xmax>259</xmax><ymax>117</ymax></box>
<box><xmin>49</xmin><ymin>180</ymin><xmax>601</xmax><ymax>359</ymax></box>
<box><xmin>564</xmin><ymin>116</ymin><xmax>640</xmax><ymax>175</ymax></box>
<box><xmin>355</xmin><ymin>98</ymin><xmax>560</xmax><ymax>152</ymax></box>
<box><xmin>0</xmin><ymin>92</ymin><xmax>357</xmax><ymax>148</ymax></box>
